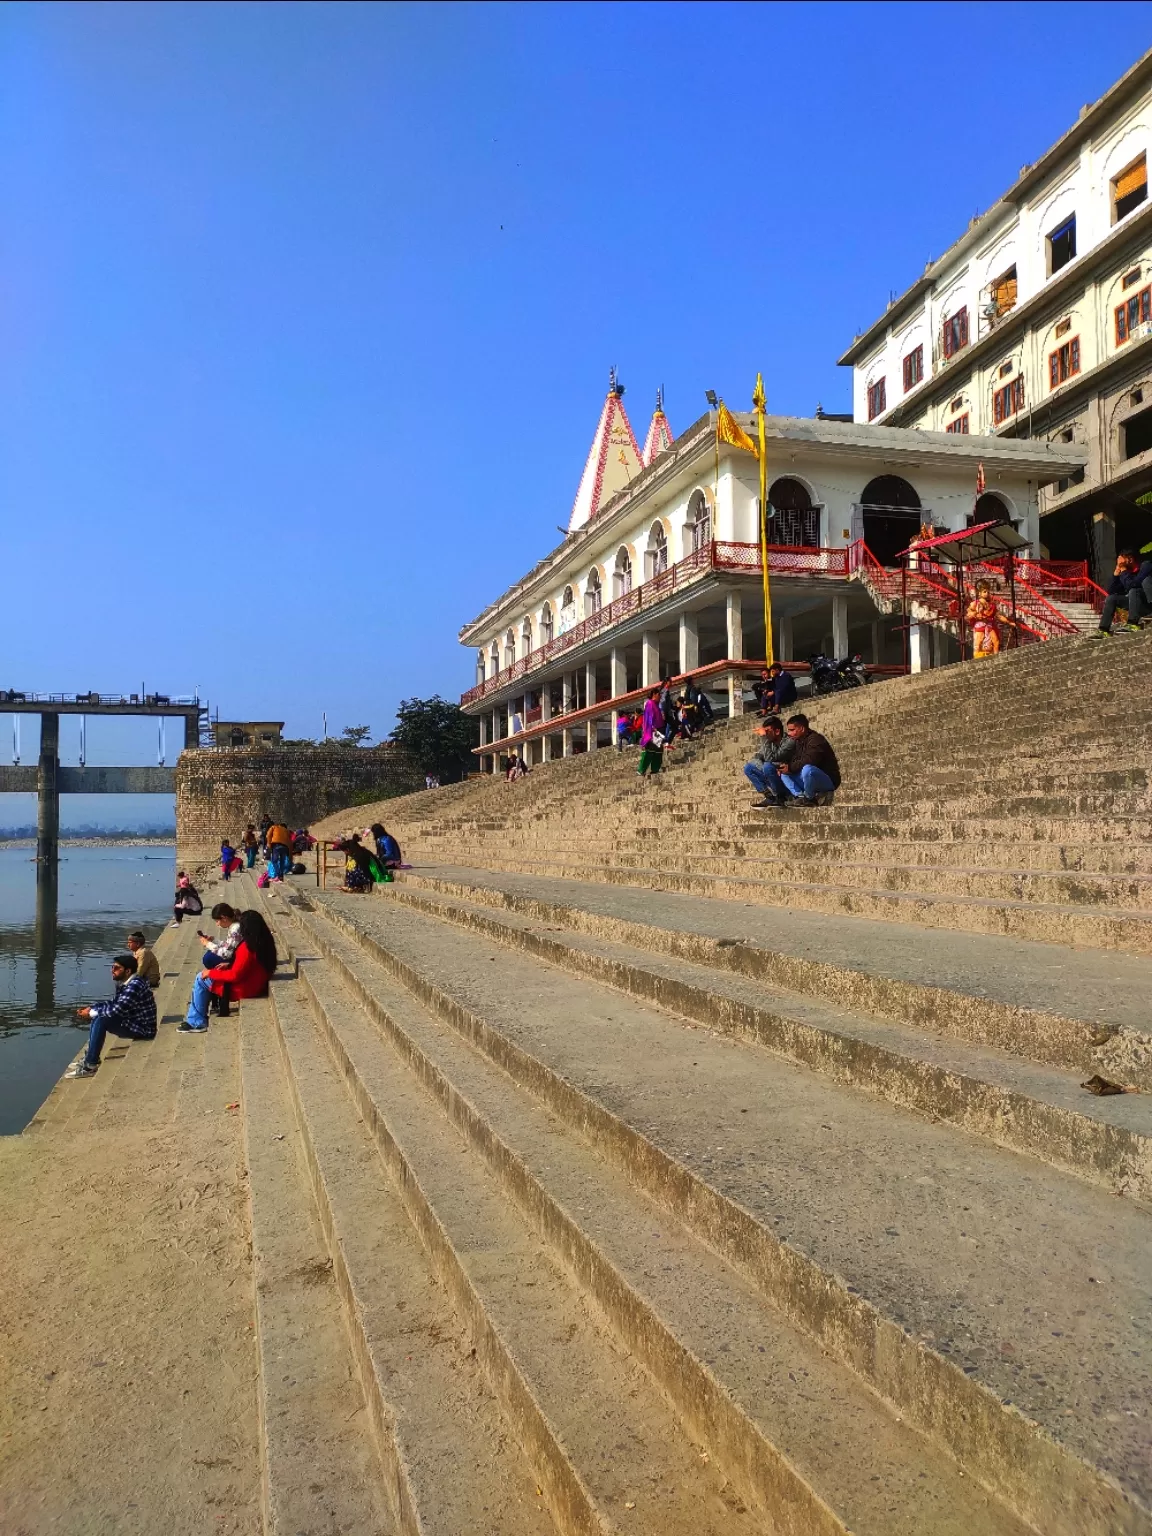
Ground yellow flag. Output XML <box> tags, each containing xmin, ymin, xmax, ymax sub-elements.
<box><xmin>716</xmin><ymin>400</ymin><xmax>758</xmax><ymax>458</ymax></box>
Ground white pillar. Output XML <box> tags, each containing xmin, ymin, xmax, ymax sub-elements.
<box><xmin>909</xmin><ymin>624</ymin><xmax>930</xmax><ymax>673</ymax></box>
<box><xmin>778</xmin><ymin>613</ymin><xmax>794</xmax><ymax>664</ymax></box>
<box><xmin>585</xmin><ymin>661</ymin><xmax>598</xmax><ymax>751</ymax></box>
<box><xmin>541</xmin><ymin>684</ymin><xmax>552</xmax><ymax>723</ymax></box>
<box><xmin>726</xmin><ymin>593</ymin><xmax>744</xmax><ymax>716</ymax></box>
<box><xmin>679</xmin><ymin>612</ymin><xmax>699</xmax><ymax>676</ymax></box>
<box><xmin>562</xmin><ymin>674</ymin><xmax>573</xmax><ymax>714</ymax></box>
<box><xmin>641</xmin><ymin>632</ymin><xmax>660</xmax><ymax>688</ymax></box>
<box><xmin>832</xmin><ymin>593</ymin><xmax>849</xmax><ymax>659</ymax></box>
<box><xmin>609</xmin><ymin>648</ymin><xmax>627</xmax><ymax>736</ymax></box>
<box><xmin>562</xmin><ymin>726</ymin><xmax>575</xmax><ymax>756</ymax></box>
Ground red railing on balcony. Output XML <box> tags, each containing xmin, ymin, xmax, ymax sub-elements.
<box><xmin>462</xmin><ymin>540</ymin><xmax>848</xmax><ymax>706</ymax></box>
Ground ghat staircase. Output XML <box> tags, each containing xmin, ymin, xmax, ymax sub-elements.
<box><xmin>207</xmin><ymin>626</ymin><xmax>1150</xmax><ymax>1536</ymax></box>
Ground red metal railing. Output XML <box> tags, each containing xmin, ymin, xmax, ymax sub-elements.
<box><xmin>463</xmin><ymin>541</ymin><xmax>1105</xmax><ymax>709</ymax></box>
<box><xmin>462</xmin><ymin>540</ymin><xmax>848</xmax><ymax>706</ymax></box>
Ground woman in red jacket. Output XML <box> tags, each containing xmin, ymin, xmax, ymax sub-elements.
<box><xmin>181</xmin><ymin>910</ymin><xmax>277</xmax><ymax>1031</ymax></box>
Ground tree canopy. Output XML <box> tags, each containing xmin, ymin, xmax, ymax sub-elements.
<box><xmin>390</xmin><ymin>695</ymin><xmax>479</xmax><ymax>780</ymax></box>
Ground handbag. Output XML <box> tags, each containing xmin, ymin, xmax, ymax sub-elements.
<box><xmin>650</xmin><ymin>730</ymin><xmax>666</xmax><ymax>749</ymax></box>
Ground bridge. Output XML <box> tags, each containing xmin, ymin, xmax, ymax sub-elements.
<box><xmin>1</xmin><ymin>692</ymin><xmax>206</xmax><ymax>963</ymax></box>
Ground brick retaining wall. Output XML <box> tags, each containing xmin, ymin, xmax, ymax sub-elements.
<box><xmin>175</xmin><ymin>746</ymin><xmax>422</xmax><ymax>864</ymax></box>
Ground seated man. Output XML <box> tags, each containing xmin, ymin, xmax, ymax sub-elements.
<box><xmin>743</xmin><ymin>716</ymin><xmax>792</xmax><ymax>807</ymax></box>
<box><xmin>1096</xmin><ymin>551</ymin><xmax>1143</xmax><ymax>635</ymax></box>
<box><xmin>69</xmin><ymin>952</ymin><xmax>157</xmax><ymax>1077</ymax></box>
<box><xmin>751</xmin><ymin>668</ymin><xmax>773</xmax><ymax>714</ymax></box>
<box><xmin>126</xmin><ymin>929</ymin><xmax>161</xmax><ymax>989</ymax></box>
<box><xmin>775</xmin><ymin>713</ymin><xmax>841</xmax><ymax>806</ymax></box>
<box><xmin>766</xmin><ymin>662</ymin><xmax>798</xmax><ymax>711</ymax></box>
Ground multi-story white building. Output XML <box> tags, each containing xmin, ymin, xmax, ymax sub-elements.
<box><xmin>459</xmin><ymin>379</ymin><xmax>1081</xmax><ymax>770</ymax></box>
<box><xmin>839</xmin><ymin>48</ymin><xmax>1152</xmax><ymax>577</ymax></box>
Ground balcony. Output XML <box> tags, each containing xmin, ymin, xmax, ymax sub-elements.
<box><xmin>462</xmin><ymin>540</ymin><xmax>850</xmax><ymax>707</ymax></box>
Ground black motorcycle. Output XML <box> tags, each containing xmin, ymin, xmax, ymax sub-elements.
<box><xmin>835</xmin><ymin>653</ymin><xmax>871</xmax><ymax>688</ymax></box>
<box><xmin>808</xmin><ymin>652</ymin><xmax>842</xmax><ymax>695</ymax></box>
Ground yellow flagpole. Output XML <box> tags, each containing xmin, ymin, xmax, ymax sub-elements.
<box><xmin>754</xmin><ymin>372</ymin><xmax>773</xmax><ymax>664</ymax></box>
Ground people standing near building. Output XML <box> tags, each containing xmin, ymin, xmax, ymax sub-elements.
<box><xmin>243</xmin><ymin>824</ymin><xmax>259</xmax><ymax>868</ymax></box>
<box><xmin>266</xmin><ymin>821</ymin><xmax>292</xmax><ymax>880</ymax></box>
<box><xmin>683</xmin><ymin>674</ymin><xmax>714</xmax><ymax>726</ymax></box>
<box><xmin>743</xmin><ymin>716</ymin><xmax>792</xmax><ymax>808</ymax></box>
<box><xmin>220</xmin><ymin>838</ymin><xmax>240</xmax><ymax>881</ymax></box>
<box><xmin>69</xmin><ymin>952</ymin><xmax>157</xmax><ymax>1076</ymax></box>
<box><xmin>125</xmin><ymin>930</ymin><xmax>161</xmax><ymax>989</ymax></box>
<box><xmin>637</xmin><ymin>689</ymin><xmax>664</xmax><ymax>778</ymax></box>
<box><xmin>258</xmin><ymin>813</ymin><xmax>272</xmax><ymax>854</ymax></box>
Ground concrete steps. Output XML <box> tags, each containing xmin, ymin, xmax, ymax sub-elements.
<box><xmin>252</xmin><ymin>879</ymin><xmax>1152</xmax><ymax>1536</ymax></box>
<box><xmin>382</xmin><ymin>873</ymin><xmax>1152</xmax><ymax>1187</ymax></box>
<box><xmin>402</xmin><ymin>848</ymin><xmax>1152</xmax><ymax>954</ymax></box>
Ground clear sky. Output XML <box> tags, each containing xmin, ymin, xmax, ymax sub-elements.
<box><xmin>2</xmin><ymin>0</ymin><xmax>1148</xmax><ymax>765</ymax></box>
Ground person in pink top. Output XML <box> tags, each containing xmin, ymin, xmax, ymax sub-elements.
<box><xmin>637</xmin><ymin>689</ymin><xmax>664</xmax><ymax>778</ymax></box>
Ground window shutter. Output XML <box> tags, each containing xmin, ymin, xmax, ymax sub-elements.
<box><xmin>1118</xmin><ymin>303</ymin><xmax>1128</xmax><ymax>343</ymax></box>
<box><xmin>1143</xmin><ymin>288</ymin><xmax>1151</xmax><ymax>324</ymax></box>
<box><xmin>959</xmin><ymin>308</ymin><xmax>969</xmax><ymax>347</ymax></box>
<box><xmin>1116</xmin><ymin>158</ymin><xmax>1147</xmax><ymax>200</ymax></box>
<box><xmin>1050</xmin><ymin>352</ymin><xmax>1059</xmax><ymax>389</ymax></box>
<box><xmin>1071</xmin><ymin>337</ymin><xmax>1080</xmax><ymax>373</ymax></box>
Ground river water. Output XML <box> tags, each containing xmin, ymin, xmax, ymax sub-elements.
<box><xmin>0</xmin><ymin>843</ymin><xmax>175</xmax><ymax>1133</ymax></box>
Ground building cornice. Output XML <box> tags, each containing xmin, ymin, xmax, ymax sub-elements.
<box><xmin>839</xmin><ymin>48</ymin><xmax>1152</xmax><ymax>368</ymax></box>
<box><xmin>879</xmin><ymin>200</ymin><xmax>1152</xmax><ymax>427</ymax></box>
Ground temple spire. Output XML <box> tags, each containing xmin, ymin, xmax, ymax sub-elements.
<box><xmin>641</xmin><ymin>385</ymin><xmax>674</xmax><ymax>466</ymax></box>
<box><xmin>567</xmin><ymin>368</ymin><xmax>645</xmax><ymax>533</ymax></box>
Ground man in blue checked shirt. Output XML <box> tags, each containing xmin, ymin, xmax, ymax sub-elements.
<box><xmin>69</xmin><ymin>953</ymin><xmax>157</xmax><ymax>1078</ymax></box>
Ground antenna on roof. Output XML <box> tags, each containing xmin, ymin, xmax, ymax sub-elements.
<box><xmin>656</xmin><ymin>384</ymin><xmax>664</xmax><ymax>412</ymax></box>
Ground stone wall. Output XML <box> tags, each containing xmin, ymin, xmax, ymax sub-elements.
<box><xmin>175</xmin><ymin>746</ymin><xmax>422</xmax><ymax>865</ymax></box>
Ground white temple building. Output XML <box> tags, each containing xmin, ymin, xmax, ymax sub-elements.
<box><xmin>459</xmin><ymin>375</ymin><xmax>1085</xmax><ymax>771</ymax></box>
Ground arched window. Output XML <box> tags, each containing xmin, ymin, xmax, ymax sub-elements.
<box><xmin>613</xmin><ymin>546</ymin><xmax>633</xmax><ymax>599</ymax></box>
<box><xmin>689</xmin><ymin>490</ymin><xmax>711</xmax><ymax>552</ymax></box>
<box><xmin>645</xmin><ymin>521</ymin><xmax>668</xmax><ymax>580</ymax></box>
<box><xmin>540</xmin><ymin>603</ymin><xmax>554</xmax><ymax>645</ymax></box>
<box><xmin>859</xmin><ymin>475</ymin><xmax>922</xmax><ymax>567</ymax></box>
<box><xmin>521</xmin><ymin>616</ymin><xmax>534</xmax><ymax>656</ymax></box>
<box><xmin>768</xmin><ymin>478</ymin><xmax>819</xmax><ymax>548</ymax></box>
<box><xmin>971</xmin><ymin>491</ymin><xmax>1014</xmax><ymax>529</ymax></box>
<box><xmin>489</xmin><ymin>641</ymin><xmax>500</xmax><ymax>676</ymax></box>
<box><xmin>503</xmin><ymin>628</ymin><xmax>517</xmax><ymax>669</ymax></box>
<box><xmin>584</xmin><ymin>568</ymin><xmax>603</xmax><ymax>618</ymax></box>
<box><xmin>477</xmin><ymin>651</ymin><xmax>486</xmax><ymax>684</ymax></box>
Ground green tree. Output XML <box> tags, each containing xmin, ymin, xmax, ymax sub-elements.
<box><xmin>338</xmin><ymin>724</ymin><xmax>373</xmax><ymax>747</ymax></box>
<box><xmin>390</xmin><ymin>695</ymin><xmax>479</xmax><ymax>781</ymax></box>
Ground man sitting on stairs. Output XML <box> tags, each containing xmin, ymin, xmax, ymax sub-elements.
<box><xmin>746</xmin><ymin>713</ymin><xmax>840</xmax><ymax>809</ymax></box>
<box><xmin>1095</xmin><ymin>550</ymin><xmax>1151</xmax><ymax>635</ymax></box>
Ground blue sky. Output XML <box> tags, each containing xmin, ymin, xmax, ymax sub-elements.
<box><xmin>1</xmin><ymin>0</ymin><xmax>1148</xmax><ymax>766</ymax></box>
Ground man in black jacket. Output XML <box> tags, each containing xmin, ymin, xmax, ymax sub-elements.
<box><xmin>775</xmin><ymin>714</ymin><xmax>841</xmax><ymax>806</ymax></box>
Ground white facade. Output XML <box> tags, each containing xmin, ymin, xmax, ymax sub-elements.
<box><xmin>460</xmin><ymin>410</ymin><xmax>1081</xmax><ymax>766</ymax></box>
<box><xmin>848</xmin><ymin>55</ymin><xmax>1152</xmax><ymax>433</ymax></box>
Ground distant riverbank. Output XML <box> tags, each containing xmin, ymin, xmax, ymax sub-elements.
<box><xmin>0</xmin><ymin>836</ymin><xmax>176</xmax><ymax>850</ymax></box>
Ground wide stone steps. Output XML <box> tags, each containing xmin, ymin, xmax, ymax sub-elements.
<box><xmin>259</xmin><ymin>880</ymin><xmax>1152</xmax><ymax>1536</ymax></box>
<box><xmin>418</xmin><ymin>841</ymin><xmax>1152</xmax><ymax>910</ymax></box>
<box><xmin>383</xmin><ymin>876</ymin><xmax>1152</xmax><ymax>1192</ymax></box>
<box><xmin>398</xmin><ymin>847</ymin><xmax>1152</xmax><ymax>953</ymax></box>
<box><xmin>262</xmin><ymin>973</ymin><xmax>561</xmax><ymax>1536</ymax></box>
<box><xmin>386</xmin><ymin>866</ymin><xmax>1151</xmax><ymax>1081</ymax></box>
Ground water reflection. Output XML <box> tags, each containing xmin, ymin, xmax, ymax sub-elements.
<box><xmin>0</xmin><ymin>844</ymin><xmax>175</xmax><ymax>1132</ymax></box>
<box><xmin>35</xmin><ymin>858</ymin><xmax>58</xmax><ymax>1015</ymax></box>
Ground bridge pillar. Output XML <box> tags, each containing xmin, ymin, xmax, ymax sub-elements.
<box><xmin>37</xmin><ymin>712</ymin><xmax>60</xmax><ymax>869</ymax></box>
<box><xmin>184</xmin><ymin>714</ymin><xmax>199</xmax><ymax>751</ymax></box>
